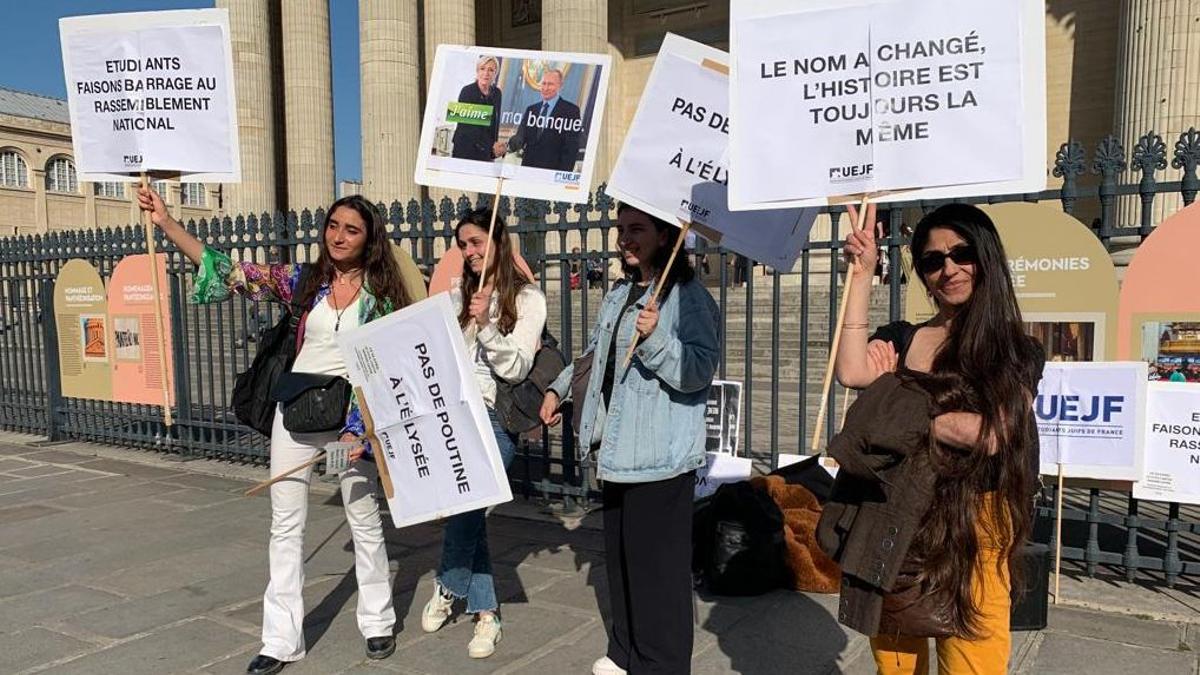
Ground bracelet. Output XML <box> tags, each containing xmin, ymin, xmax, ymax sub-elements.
<box><xmin>843</xmin><ymin>323</ymin><xmax>869</xmax><ymax>329</ymax></box>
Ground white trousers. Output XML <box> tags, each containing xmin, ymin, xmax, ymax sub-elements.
<box><xmin>260</xmin><ymin>410</ymin><xmax>396</xmax><ymax>662</ymax></box>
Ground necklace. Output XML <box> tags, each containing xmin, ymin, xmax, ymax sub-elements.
<box><xmin>334</xmin><ymin>268</ymin><xmax>362</xmax><ymax>286</ymax></box>
<box><xmin>332</xmin><ymin>283</ymin><xmax>362</xmax><ymax>332</ymax></box>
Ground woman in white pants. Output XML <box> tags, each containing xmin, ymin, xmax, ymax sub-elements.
<box><xmin>139</xmin><ymin>188</ymin><xmax>424</xmax><ymax>675</ymax></box>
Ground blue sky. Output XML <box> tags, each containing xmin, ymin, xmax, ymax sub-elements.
<box><xmin>0</xmin><ymin>0</ymin><xmax>363</xmax><ymax>183</ymax></box>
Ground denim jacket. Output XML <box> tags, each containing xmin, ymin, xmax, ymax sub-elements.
<box><xmin>548</xmin><ymin>278</ymin><xmax>720</xmax><ymax>483</ymax></box>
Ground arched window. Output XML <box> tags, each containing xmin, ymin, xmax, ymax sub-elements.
<box><xmin>0</xmin><ymin>150</ymin><xmax>28</xmax><ymax>188</ymax></box>
<box><xmin>45</xmin><ymin>156</ymin><xmax>78</xmax><ymax>193</ymax></box>
<box><xmin>181</xmin><ymin>182</ymin><xmax>206</xmax><ymax>207</ymax></box>
<box><xmin>94</xmin><ymin>182</ymin><xmax>126</xmax><ymax>199</ymax></box>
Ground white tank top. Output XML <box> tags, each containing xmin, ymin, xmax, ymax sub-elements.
<box><xmin>290</xmin><ymin>294</ymin><xmax>361</xmax><ymax>378</ymax></box>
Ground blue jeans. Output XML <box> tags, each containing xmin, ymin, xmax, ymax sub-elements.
<box><xmin>437</xmin><ymin>409</ymin><xmax>517</xmax><ymax>613</ymax></box>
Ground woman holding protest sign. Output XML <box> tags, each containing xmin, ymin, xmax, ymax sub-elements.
<box><xmin>138</xmin><ymin>187</ymin><xmax>423</xmax><ymax>675</ymax></box>
<box><xmin>421</xmin><ymin>207</ymin><xmax>546</xmax><ymax>659</ymax></box>
<box><xmin>827</xmin><ymin>203</ymin><xmax>1044</xmax><ymax>675</ymax></box>
<box><xmin>451</xmin><ymin>55</ymin><xmax>503</xmax><ymax>162</ymax></box>
<box><xmin>540</xmin><ymin>204</ymin><xmax>720</xmax><ymax>675</ymax></box>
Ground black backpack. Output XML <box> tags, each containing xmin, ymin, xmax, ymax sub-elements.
<box><xmin>693</xmin><ymin>481</ymin><xmax>788</xmax><ymax>596</ymax></box>
<box><xmin>492</xmin><ymin>327</ymin><xmax>568</xmax><ymax>435</ymax></box>
<box><xmin>231</xmin><ymin>265</ymin><xmax>313</xmax><ymax>437</ymax></box>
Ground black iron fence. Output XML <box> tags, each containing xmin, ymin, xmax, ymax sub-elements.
<box><xmin>2</xmin><ymin>130</ymin><xmax>1199</xmax><ymax>585</ymax></box>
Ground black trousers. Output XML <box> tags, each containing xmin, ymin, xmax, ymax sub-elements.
<box><xmin>603</xmin><ymin>471</ymin><xmax>695</xmax><ymax>674</ymax></box>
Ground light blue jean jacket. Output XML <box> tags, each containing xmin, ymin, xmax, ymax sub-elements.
<box><xmin>548</xmin><ymin>278</ymin><xmax>720</xmax><ymax>483</ymax></box>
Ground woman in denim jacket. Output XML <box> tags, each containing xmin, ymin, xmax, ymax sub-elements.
<box><xmin>540</xmin><ymin>204</ymin><xmax>720</xmax><ymax>675</ymax></box>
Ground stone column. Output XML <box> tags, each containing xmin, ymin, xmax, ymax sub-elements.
<box><xmin>1114</xmin><ymin>0</ymin><xmax>1200</xmax><ymax>225</ymax></box>
<box><xmin>541</xmin><ymin>0</ymin><xmax>611</xmax><ymax>186</ymax></box>
<box><xmin>282</xmin><ymin>0</ymin><xmax>335</xmax><ymax>212</ymax></box>
<box><xmin>216</xmin><ymin>0</ymin><xmax>278</xmax><ymax>216</ymax></box>
<box><xmin>360</xmin><ymin>0</ymin><xmax>421</xmax><ymax>204</ymax></box>
<box><xmin>424</xmin><ymin>1</ymin><xmax>475</xmax><ymax>207</ymax></box>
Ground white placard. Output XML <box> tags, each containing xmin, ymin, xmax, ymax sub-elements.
<box><xmin>607</xmin><ymin>34</ymin><xmax>818</xmax><ymax>271</ymax></box>
<box><xmin>1133</xmin><ymin>383</ymin><xmax>1200</xmax><ymax>505</ymax></box>
<box><xmin>59</xmin><ymin>9</ymin><xmax>240</xmax><ymax>183</ymax></box>
<box><xmin>415</xmin><ymin>45</ymin><xmax>611</xmax><ymax>203</ymax></box>
<box><xmin>729</xmin><ymin>0</ymin><xmax>1045</xmax><ymax>209</ymax></box>
<box><xmin>694</xmin><ymin>452</ymin><xmax>753</xmax><ymax>500</ymax></box>
<box><xmin>776</xmin><ymin>453</ymin><xmax>839</xmax><ymax>478</ymax></box>
<box><xmin>338</xmin><ymin>293</ymin><xmax>512</xmax><ymax>527</ymax></box>
<box><xmin>1036</xmin><ymin>362</ymin><xmax>1147</xmax><ymax>480</ymax></box>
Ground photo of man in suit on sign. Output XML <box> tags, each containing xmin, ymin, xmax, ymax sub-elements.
<box><xmin>493</xmin><ymin>68</ymin><xmax>582</xmax><ymax>172</ymax></box>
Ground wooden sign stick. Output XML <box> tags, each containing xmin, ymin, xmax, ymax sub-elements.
<box><xmin>1054</xmin><ymin>462</ymin><xmax>1065</xmax><ymax>604</ymax></box>
<box><xmin>478</xmin><ymin>176</ymin><xmax>505</xmax><ymax>289</ymax></box>
<box><xmin>810</xmin><ymin>193</ymin><xmax>871</xmax><ymax>452</ymax></box>
<box><xmin>141</xmin><ymin>173</ymin><xmax>174</xmax><ymax>428</ymax></box>
<box><xmin>244</xmin><ymin>452</ymin><xmax>327</xmax><ymax>497</ymax></box>
<box><xmin>622</xmin><ymin>221</ymin><xmax>692</xmax><ymax>368</ymax></box>
<box><xmin>355</xmin><ymin>386</ymin><xmax>394</xmax><ymax>500</ymax></box>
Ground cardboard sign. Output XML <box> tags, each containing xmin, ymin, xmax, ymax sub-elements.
<box><xmin>729</xmin><ymin>0</ymin><xmax>1045</xmax><ymax>208</ymax></box>
<box><xmin>1133</xmin><ymin>383</ymin><xmax>1200</xmax><ymax>504</ymax></box>
<box><xmin>53</xmin><ymin>260</ymin><xmax>112</xmax><ymax>401</ymax></box>
<box><xmin>705</xmin><ymin>379</ymin><xmax>743</xmax><ymax>455</ymax></box>
<box><xmin>1036</xmin><ymin>362</ymin><xmax>1147</xmax><ymax>480</ymax></box>
<box><xmin>694</xmin><ymin>452</ymin><xmax>753</xmax><ymax>500</ymax></box>
<box><xmin>338</xmin><ymin>293</ymin><xmax>512</xmax><ymax>527</ymax></box>
<box><xmin>108</xmin><ymin>254</ymin><xmax>174</xmax><ymax>406</ymax></box>
<box><xmin>59</xmin><ymin>9</ymin><xmax>240</xmax><ymax>182</ymax></box>
<box><xmin>415</xmin><ymin>45</ymin><xmax>611</xmax><ymax>203</ymax></box>
<box><xmin>607</xmin><ymin>34</ymin><xmax>817</xmax><ymax>271</ymax></box>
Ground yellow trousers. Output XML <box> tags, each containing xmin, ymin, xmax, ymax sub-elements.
<box><xmin>871</xmin><ymin>497</ymin><xmax>1011</xmax><ymax>675</ymax></box>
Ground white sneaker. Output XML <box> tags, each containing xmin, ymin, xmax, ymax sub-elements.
<box><xmin>592</xmin><ymin>656</ymin><xmax>627</xmax><ymax>675</ymax></box>
<box><xmin>468</xmin><ymin>614</ymin><xmax>502</xmax><ymax>658</ymax></box>
<box><xmin>421</xmin><ymin>583</ymin><xmax>455</xmax><ymax>633</ymax></box>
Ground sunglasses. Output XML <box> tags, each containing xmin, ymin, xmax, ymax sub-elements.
<box><xmin>917</xmin><ymin>245</ymin><xmax>977</xmax><ymax>275</ymax></box>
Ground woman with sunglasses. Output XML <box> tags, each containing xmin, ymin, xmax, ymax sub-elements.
<box><xmin>833</xmin><ymin>203</ymin><xmax>1044</xmax><ymax>675</ymax></box>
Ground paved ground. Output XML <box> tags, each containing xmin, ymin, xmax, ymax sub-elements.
<box><xmin>0</xmin><ymin>432</ymin><xmax>1197</xmax><ymax>674</ymax></box>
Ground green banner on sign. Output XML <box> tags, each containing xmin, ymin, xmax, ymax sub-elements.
<box><xmin>446</xmin><ymin>102</ymin><xmax>494</xmax><ymax>127</ymax></box>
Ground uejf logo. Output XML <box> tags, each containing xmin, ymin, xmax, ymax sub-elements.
<box><xmin>1035</xmin><ymin>394</ymin><xmax>1124</xmax><ymax>423</ymax></box>
<box><xmin>829</xmin><ymin>163</ymin><xmax>873</xmax><ymax>183</ymax></box>
<box><xmin>122</xmin><ymin>154</ymin><xmax>143</xmax><ymax>167</ymax></box>
<box><xmin>554</xmin><ymin>171</ymin><xmax>581</xmax><ymax>186</ymax></box>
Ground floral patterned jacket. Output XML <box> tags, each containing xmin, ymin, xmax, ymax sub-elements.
<box><xmin>191</xmin><ymin>247</ymin><xmax>396</xmax><ymax>447</ymax></box>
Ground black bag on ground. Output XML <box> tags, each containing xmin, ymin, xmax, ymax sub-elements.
<box><xmin>493</xmin><ymin>327</ymin><xmax>568</xmax><ymax>435</ymax></box>
<box><xmin>230</xmin><ymin>265</ymin><xmax>313</xmax><ymax>437</ymax></box>
<box><xmin>693</xmin><ymin>481</ymin><xmax>788</xmax><ymax>596</ymax></box>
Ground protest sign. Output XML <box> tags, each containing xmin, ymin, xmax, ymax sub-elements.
<box><xmin>53</xmin><ymin>260</ymin><xmax>112</xmax><ymax>401</ymax></box>
<box><xmin>729</xmin><ymin>0</ymin><xmax>1045</xmax><ymax>209</ymax></box>
<box><xmin>705</xmin><ymin>379</ymin><xmax>743</xmax><ymax>455</ymax></box>
<box><xmin>108</xmin><ymin>254</ymin><xmax>174</xmax><ymax>406</ymax></box>
<box><xmin>694</xmin><ymin>452</ymin><xmax>753</xmax><ymax>500</ymax></box>
<box><xmin>338</xmin><ymin>293</ymin><xmax>512</xmax><ymax>527</ymax></box>
<box><xmin>607</xmin><ymin>34</ymin><xmax>818</xmax><ymax>271</ymax></box>
<box><xmin>905</xmin><ymin>204</ymin><xmax>1120</xmax><ymax>362</ymax></box>
<box><xmin>776</xmin><ymin>453</ymin><xmax>839</xmax><ymax>477</ymax></box>
<box><xmin>59</xmin><ymin>9</ymin><xmax>240</xmax><ymax>182</ymax></box>
<box><xmin>1133</xmin><ymin>383</ymin><xmax>1200</xmax><ymax>504</ymax></box>
<box><xmin>415</xmin><ymin>45</ymin><xmax>610</xmax><ymax>203</ymax></box>
<box><xmin>1035</xmin><ymin>362</ymin><xmax>1147</xmax><ymax>480</ymax></box>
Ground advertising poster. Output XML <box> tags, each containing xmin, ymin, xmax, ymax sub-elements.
<box><xmin>905</xmin><ymin>203</ymin><xmax>1119</xmax><ymax>362</ymax></box>
<box><xmin>59</xmin><ymin>8</ymin><xmax>240</xmax><ymax>182</ymax></box>
<box><xmin>415</xmin><ymin>45</ymin><xmax>610</xmax><ymax>203</ymax></box>
<box><xmin>108</xmin><ymin>254</ymin><xmax>174</xmax><ymax>405</ymax></box>
<box><xmin>53</xmin><ymin>259</ymin><xmax>112</xmax><ymax>400</ymax></box>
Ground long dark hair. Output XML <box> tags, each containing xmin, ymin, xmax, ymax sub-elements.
<box><xmin>906</xmin><ymin>203</ymin><xmax>1036</xmax><ymax>638</ymax></box>
<box><xmin>616</xmin><ymin>203</ymin><xmax>695</xmax><ymax>299</ymax></box>
<box><xmin>455</xmin><ymin>207</ymin><xmax>529</xmax><ymax>335</ymax></box>
<box><xmin>296</xmin><ymin>195</ymin><xmax>412</xmax><ymax>314</ymax></box>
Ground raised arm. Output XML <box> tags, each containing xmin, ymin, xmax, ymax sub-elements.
<box><xmin>834</xmin><ymin>203</ymin><xmax>889</xmax><ymax>389</ymax></box>
<box><xmin>138</xmin><ymin>185</ymin><xmax>205</xmax><ymax>264</ymax></box>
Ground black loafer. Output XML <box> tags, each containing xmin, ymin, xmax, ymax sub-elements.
<box><xmin>246</xmin><ymin>654</ymin><xmax>286</xmax><ymax>675</ymax></box>
<box><xmin>366</xmin><ymin>635</ymin><xmax>396</xmax><ymax>660</ymax></box>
